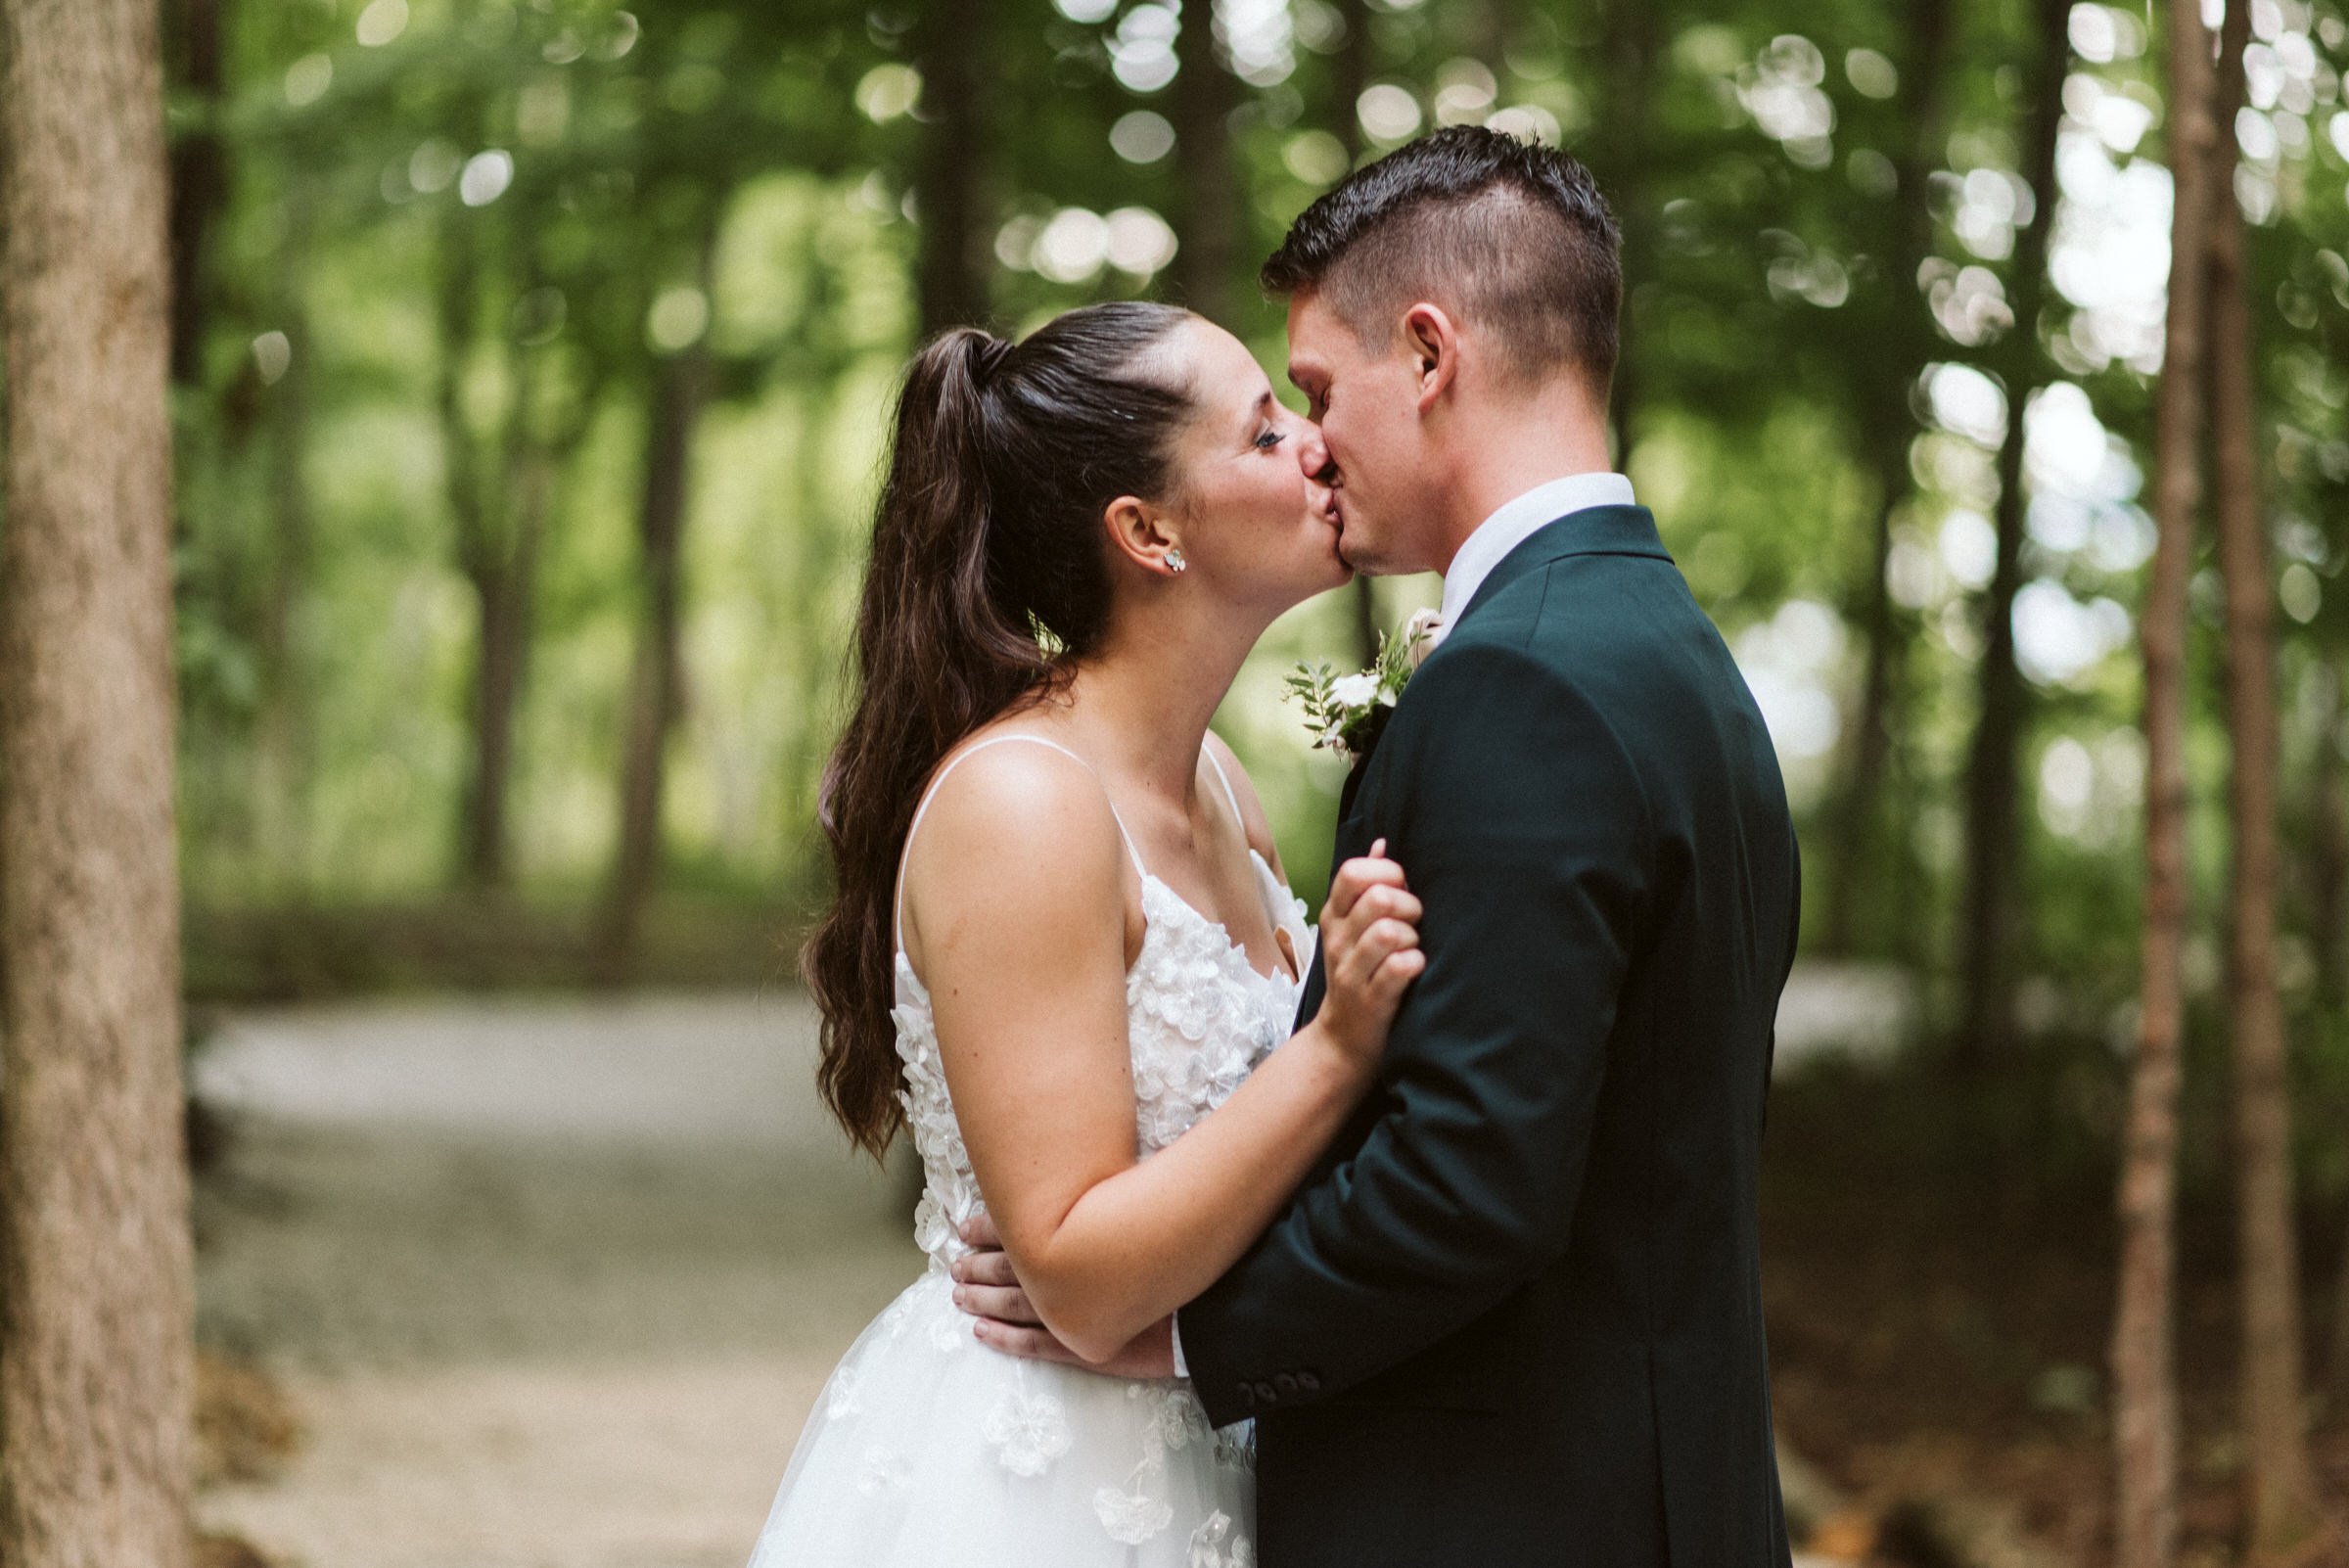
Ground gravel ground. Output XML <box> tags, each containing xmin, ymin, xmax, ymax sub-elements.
<box><xmin>192</xmin><ymin>990</ymin><xmax>921</xmax><ymax>1568</ymax></box>
<box><xmin>188</xmin><ymin>969</ymin><xmax>1893</xmax><ymax>1568</ymax></box>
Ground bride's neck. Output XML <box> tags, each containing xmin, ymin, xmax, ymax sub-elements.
<box><xmin>1061</xmin><ymin>606</ymin><xmax>1256</xmax><ymax>805</ymax></box>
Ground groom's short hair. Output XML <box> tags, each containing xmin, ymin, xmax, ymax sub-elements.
<box><xmin>1261</xmin><ymin>126</ymin><xmax>1620</xmax><ymax>394</ymax></box>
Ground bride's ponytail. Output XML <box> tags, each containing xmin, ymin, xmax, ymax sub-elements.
<box><xmin>804</xmin><ymin>303</ymin><xmax>1193</xmax><ymax>1160</ymax></box>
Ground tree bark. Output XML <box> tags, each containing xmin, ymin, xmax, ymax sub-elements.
<box><xmin>437</xmin><ymin>207</ymin><xmax>511</xmax><ymax>889</ymax></box>
<box><xmin>254</xmin><ymin>292</ymin><xmax>314</xmax><ymax>883</ymax></box>
<box><xmin>1172</xmin><ymin>0</ymin><xmax>1243</xmax><ymax>330</ymax></box>
<box><xmin>251</xmin><ymin>187</ymin><xmax>316</xmax><ymax>884</ymax></box>
<box><xmin>2310</xmin><ymin>658</ymin><xmax>2348</xmax><ymax>1010</ymax></box>
<box><xmin>1330</xmin><ymin>0</ymin><xmax>1380</xmax><ymax>668</ymax></box>
<box><xmin>2208</xmin><ymin>1</ymin><xmax>2329</xmax><ymax>1552</ymax></box>
<box><xmin>1953</xmin><ymin>0</ymin><xmax>2070</xmax><ymax>1066</ymax></box>
<box><xmin>1819</xmin><ymin>0</ymin><xmax>1956</xmax><ymax>957</ymax></box>
<box><xmin>912</xmin><ymin>0</ymin><xmax>989</xmax><ymax>336</ymax></box>
<box><xmin>0</xmin><ymin>3</ymin><xmax>195</xmax><ymax>1565</ymax></box>
<box><xmin>163</xmin><ymin>0</ymin><xmax>222</xmax><ymax>386</ymax></box>
<box><xmin>2111</xmin><ymin>6</ymin><xmax>2215</xmax><ymax>1565</ymax></box>
<box><xmin>1593</xmin><ymin>0</ymin><xmax>1657</xmax><ymax>463</ymax></box>
<box><xmin>590</xmin><ymin>236</ymin><xmax>714</xmax><ymax>984</ymax></box>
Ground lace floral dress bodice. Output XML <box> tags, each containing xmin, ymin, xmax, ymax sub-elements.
<box><xmin>893</xmin><ymin>849</ymin><xmax>1313</xmax><ymax>1272</ymax></box>
<box><xmin>747</xmin><ymin>734</ymin><xmax>1313</xmax><ymax>1568</ymax></box>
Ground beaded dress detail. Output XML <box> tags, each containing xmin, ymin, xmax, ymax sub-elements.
<box><xmin>747</xmin><ymin>735</ymin><xmax>1311</xmax><ymax>1568</ymax></box>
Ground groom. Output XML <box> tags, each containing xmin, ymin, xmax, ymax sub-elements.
<box><xmin>960</xmin><ymin>126</ymin><xmax>1801</xmax><ymax>1566</ymax></box>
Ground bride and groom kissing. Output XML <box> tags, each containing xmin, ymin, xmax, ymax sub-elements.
<box><xmin>753</xmin><ymin>125</ymin><xmax>1802</xmax><ymax>1568</ymax></box>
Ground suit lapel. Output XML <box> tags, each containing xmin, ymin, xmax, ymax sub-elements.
<box><xmin>1448</xmin><ymin>504</ymin><xmax>1674</xmax><ymax>640</ymax></box>
<box><xmin>1295</xmin><ymin>507</ymin><xmax>1671</xmax><ymax>1033</ymax></box>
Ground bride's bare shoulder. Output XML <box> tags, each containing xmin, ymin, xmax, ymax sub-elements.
<box><xmin>898</xmin><ymin>728</ymin><xmax>1129</xmax><ymax>958</ymax></box>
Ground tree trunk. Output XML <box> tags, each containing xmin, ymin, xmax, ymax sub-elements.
<box><xmin>1172</xmin><ymin>0</ymin><xmax>1243</xmax><ymax>330</ymax></box>
<box><xmin>2309</xmin><ymin>658</ymin><xmax>2348</xmax><ymax>1010</ymax></box>
<box><xmin>253</xmin><ymin>254</ymin><xmax>314</xmax><ymax>885</ymax></box>
<box><xmin>1953</xmin><ymin>0</ymin><xmax>2070</xmax><ymax>1067</ymax></box>
<box><xmin>0</xmin><ymin>3</ymin><xmax>195</xmax><ymax>1565</ymax></box>
<box><xmin>1329</xmin><ymin>0</ymin><xmax>1381</xmax><ymax>667</ymax></box>
<box><xmin>1819</xmin><ymin>0</ymin><xmax>1955</xmax><ymax>957</ymax></box>
<box><xmin>2208</xmin><ymin>1</ymin><xmax>2329</xmax><ymax>1552</ymax></box>
<box><xmin>163</xmin><ymin>0</ymin><xmax>222</xmax><ymax>386</ymax></box>
<box><xmin>2111</xmin><ymin>6</ymin><xmax>2215</xmax><ymax>1565</ymax></box>
<box><xmin>912</xmin><ymin>0</ymin><xmax>989</xmax><ymax>336</ymax></box>
<box><xmin>591</xmin><ymin>241</ymin><xmax>714</xmax><ymax>984</ymax></box>
<box><xmin>2332</xmin><ymin>1189</ymin><xmax>2349</xmax><ymax>1405</ymax></box>
<box><xmin>1594</xmin><ymin>0</ymin><xmax>1657</xmax><ymax>462</ymax></box>
<box><xmin>436</xmin><ymin>207</ymin><xmax>512</xmax><ymax>889</ymax></box>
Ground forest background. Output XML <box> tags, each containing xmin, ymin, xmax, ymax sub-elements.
<box><xmin>15</xmin><ymin>0</ymin><xmax>2349</xmax><ymax>1562</ymax></box>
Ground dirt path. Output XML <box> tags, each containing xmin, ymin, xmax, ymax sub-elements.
<box><xmin>188</xmin><ymin>969</ymin><xmax>1893</xmax><ymax>1567</ymax></box>
<box><xmin>192</xmin><ymin>990</ymin><xmax>920</xmax><ymax>1568</ymax></box>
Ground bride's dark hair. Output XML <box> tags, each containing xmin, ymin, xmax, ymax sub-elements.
<box><xmin>804</xmin><ymin>302</ymin><xmax>1196</xmax><ymax>1160</ymax></box>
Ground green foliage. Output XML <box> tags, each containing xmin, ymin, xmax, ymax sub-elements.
<box><xmin>161</xmin><ymin>0</ymin><xmax>2349</xmax><ymax>1056</ymax></box>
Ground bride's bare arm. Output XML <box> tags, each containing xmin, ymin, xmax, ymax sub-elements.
<box><xmin>901</xmin><ymin>743</ymin><xmax>1418</xmax><ymax>1366</ymax></box>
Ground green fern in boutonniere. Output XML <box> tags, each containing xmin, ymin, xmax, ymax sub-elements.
<box><xmin>1283</xmin><ymin>608</ymin><xmax>1442</xmax><ymax>764</ymax></box>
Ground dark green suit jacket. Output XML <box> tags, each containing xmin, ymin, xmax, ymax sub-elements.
<box><xmin>1177</xmin><ymin>506</ymin><xmax>1800</xmax><ymax>1567</ymax></box>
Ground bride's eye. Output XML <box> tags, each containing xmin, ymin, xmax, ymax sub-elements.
<box><xmin>1254</xmin><ymin>428</ymin><xmax>1285</xmax><ymax>451</ymax></box>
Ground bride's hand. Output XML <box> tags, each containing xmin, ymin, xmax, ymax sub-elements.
<box><xmin>1310</xmin><ymin>839</ymin><xmax>1424</xmax><ymax>1067</ymax></box>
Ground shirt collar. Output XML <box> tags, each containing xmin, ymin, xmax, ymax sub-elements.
<box><xmin>1436</xmin><ymin>472</ymin><xmax>1637</xmax><ymax>635</ymax></box>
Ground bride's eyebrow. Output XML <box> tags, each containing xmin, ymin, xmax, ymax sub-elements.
<box><xmin>1240</xmin><ymin>389</ymin><xmax>1274</xmax><ymax>433</ymax></box>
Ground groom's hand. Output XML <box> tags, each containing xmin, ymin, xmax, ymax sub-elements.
<box><xmin>950</xmin><ymin>1213</ymin><xmax>1178</xmax><ymax>1378</ymax></box>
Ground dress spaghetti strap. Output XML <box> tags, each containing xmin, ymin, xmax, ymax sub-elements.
<box><xmin>1200</xmin><ymin>742</ymin><xmax>1246</xmax><ymax>827</ymax></box>
<box><xmin>892</xmin><ymin>734</ymin><xmax>1145</xmax><ymax>954</ymax></box>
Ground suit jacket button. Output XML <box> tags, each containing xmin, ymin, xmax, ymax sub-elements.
<box><xmin>1273</xmin><ymin>1373</ymin><xmax>1299</xmax><ymax>1397</ymax></box>
<box><xmin>1297</xmin><ymin>1370</ymin><xmax>1320</xmax><ymax>1393</ymax></box>
<box><xmin>1235</xmin><ymin>1382</ymin><xmax>1255</xmax><ymax>1408</ymax></box>
<box><xmin>1253</xmin><ymin>1380</ymin><xmax>1279</xmax><ymax>1406</ymax></box>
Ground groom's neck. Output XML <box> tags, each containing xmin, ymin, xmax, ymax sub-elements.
<box><xmin>1429</xmin><ymin>399</ymin><xmax>1616</xmax><ymax>576</ymax></box>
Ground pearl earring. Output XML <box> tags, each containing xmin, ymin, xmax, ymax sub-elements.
<box><xmin>1166</xmin><ymin>548</ymin><xmax>1187</xmax><ymax>575</ymax></box>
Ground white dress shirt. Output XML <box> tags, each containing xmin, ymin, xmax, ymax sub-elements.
<box><xmin>1432</xmin><ymin>471</ymin><xmax>1637</xmax><ymax>646</ymax></box>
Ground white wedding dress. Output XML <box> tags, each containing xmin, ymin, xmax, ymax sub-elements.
<box><xmin>747</xmin><ymin>733</ymin><xmax>1312</xmax><ymax>1568</ymax></box>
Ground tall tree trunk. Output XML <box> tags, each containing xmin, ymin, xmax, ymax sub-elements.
<box><xmin>163</xmin><ymin>0</ymin><xmax>222</xmax><ymax>386</ymax></box>
<box><xmin>1954</xmin><ymin>0</ymin><xmax>2070</xmax><ymax>1067</ymax></box>
<box><xmin>2310</xmin><ymin>657</ymin><xmax>2348</xmax><ymax>1010</ymax></box>
<box><xmin>2332</xmin><ymin>1187</ymin><xmax>2349</xmax><ymax>1404</ymax></box>
<box><xmin>460</xmin><ymin>424</ymin><xmax>553</xmax><ymax>893</ymax></box>
<box><xmin>591</xmin><ymin>239</ymin><xmax>714</xmax><ymax>984</ymax></box>
<box><xmin>436</xmin><ymin>208</ymin><xmax>510</xmax><ymax>888</ymax></box>
<box><xmin>2209</xmin><ymin>2</ymin><xmax>2329</xmax><ymax>1552</ymax></box>
<box><xmin>1330</xmin><ymin>0</ymin><xmax>1380</xmax><ymax>667</ymax></box>
<box><xmin>1593</xmin><ymin>0</ymin><xmax>1656</xmax><ymax>463</ymax></box>
<box><xmin>1172</xmin><ymin>0</ymin><xmax>1243</xmax><ymax>330</ymax></box>
<box><xmin>2111</xmin><ymin>6</ymin><xmax>2216</xmax><ymax>1564</ymax></box>
<box><xmin>912</xmin><ymin>0</ymin><xmax>989</xmax><ymax>336</ymax></box>
<box><xmin>253</xmin><ymin>252</ymin><xmax>314</xmax><ymax>886</ymax></box>
<box><xmin>1819</xmin><ymin>0</ymin><xmax>1956</xmax><ymax>956</ymax></box>
<box><xmin>0</xmin><ymin>3</ymin><xmax>195</xmax><ymax>1565</ymax></box>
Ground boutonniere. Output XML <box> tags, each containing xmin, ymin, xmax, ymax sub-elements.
<box><xmin>1283</xmin><ymin>608</ymin><xmax>1442</xmax><ymax>764</ymax></box>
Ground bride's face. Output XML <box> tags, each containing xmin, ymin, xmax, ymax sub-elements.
<box><xmin>1157</xmin><ymin>318</ymin><xmax>1348</xmax><ymax>616</ymax></box>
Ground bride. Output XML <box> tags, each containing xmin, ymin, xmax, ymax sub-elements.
<box><xmin>748</xmin><ymin>300</ymin><xmax>1424</xmax><ymax>1567</ymax></box>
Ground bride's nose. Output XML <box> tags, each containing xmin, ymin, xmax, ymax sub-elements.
<box><xmin>1292</xmin><ymin>414</ymin><xmax>1329</xmax><ymax>480</ymax></box>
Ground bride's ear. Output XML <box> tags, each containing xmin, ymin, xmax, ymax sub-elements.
<box><xmin>1102</xmin><ymin>495</ymin><xmax>1185</xmax><ymax>579</ymax></box>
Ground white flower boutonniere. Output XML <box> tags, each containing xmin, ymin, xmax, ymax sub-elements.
<box><xmin>1283</xmin><ymin>609</ymin><xmax>1443</xmax><ymax>764</ymax></box>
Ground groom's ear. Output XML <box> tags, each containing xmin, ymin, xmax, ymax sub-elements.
<box><xmin>1401</xmin><ymin>302</ymin><xmax>1459</xmax><ymax>415</ymax></box>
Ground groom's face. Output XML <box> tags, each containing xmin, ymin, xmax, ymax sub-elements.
<box><xmin>1283</xmin><ymin>291</ymin><xmax>1441</xmax><ymax>577</ymax></box>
